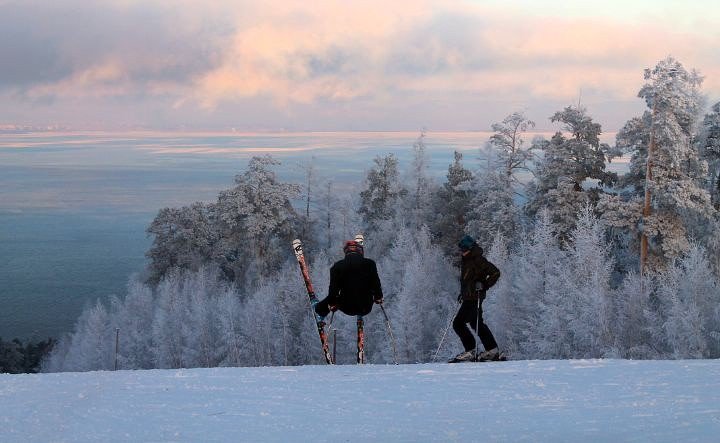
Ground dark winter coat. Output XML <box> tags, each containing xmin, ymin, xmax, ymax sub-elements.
<box><xmin>328</xmin><ymin>252</ymin><xmax>383</xmax><ymax>316</ymax></box>
<box><xmin>459</xmin><ymin>245</ymin><xmax>500</xmax><ymax>301</ymax></box>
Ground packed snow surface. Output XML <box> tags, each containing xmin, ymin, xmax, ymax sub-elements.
<box><xmin>2</xmin><ymin>359</ymin><xmax>720</xmax><ymax>442</ymax></box>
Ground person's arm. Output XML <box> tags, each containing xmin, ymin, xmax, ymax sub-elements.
<box><xmin>479</xmin><ymin>258</ymin><xmax>500</xmax><ymax>290</ymax></box>
<box><xmin>370</xmin><ymin>260</ymin><xmax>384</xmax><ymax>303</ymax></box>
<box><xmin>328</xmin><ymin>264</ymin><xmax>340</xmax><ymax>299</ymax></box>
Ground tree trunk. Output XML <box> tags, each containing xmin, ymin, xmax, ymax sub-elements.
<box><xmin>640</xmin><ymin>103</ymin><xmax>657</xmax><ymax>275</ymax></box>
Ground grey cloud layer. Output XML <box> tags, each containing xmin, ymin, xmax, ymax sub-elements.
<box><xmin>0</xmin><ymin>1</ymin><xmax>231</xmax><ymax>92</ymax></box>
<box><xmin>1</xmin><ymin>1</ymin><xmax>717</xmax><ymax>131</ymax></box>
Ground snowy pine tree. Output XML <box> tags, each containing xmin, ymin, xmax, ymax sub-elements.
<box><xmin>698</xmin><ymin>102</ymin><xmax>720</xmax><ymax>208</ymax></box>
<box><xmin>606</xmin><ymin>57</ymin><xmax>715</xmax><ymax>271</ymax></box>
<box><xmin>401</xmin><ymin>131</ymin><xmax>436</xmax><ymax>230</ymax></box>
<box><xmin>526</xmin><ymin>106</ymin><xmax>615</xmax><ymax>240</ymax></box>
<box><xmin>432</xmin><ymin>151</ymin><xmax>474</xmax><ymax>254</ymax></box>
<box><xmin>509</xmin><ymin>210</ymin><xmax>563</xmax><ymax>359</ymax></box>
<box><xmin>560</xmin><ymin>207</ymin><xmax>614</xmax><ymax>358</ymax></box>
<box><xmin>379</xmin><ymin>226</ymin><xmax>456</xmax><ymax>363</ymax></box>
<box><xmin>216</xmin><ymin>155</ymin><xmax>301</xmax><ymax>285</ymax></box>
<box><xmin>657</xmin><ymin>244</ymin><xmax>720</xmax><ymax>358</ymax></box>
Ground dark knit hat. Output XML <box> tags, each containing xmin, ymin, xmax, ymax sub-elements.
<box><xmin>458</xmin><ymin>235</ymin><xmax>476</xmax><ymax>252</ymax></box>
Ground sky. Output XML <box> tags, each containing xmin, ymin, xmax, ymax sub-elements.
<box><xmin>1</xmin><ymin>0</ymin><xmax>719</xmax><ymax>132</ymax></box>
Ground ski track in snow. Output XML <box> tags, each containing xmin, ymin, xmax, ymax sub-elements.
<box><xmin>2</xmin><ymin>359</ymin><xmax>720</xmax><ymax>442</ymax></box>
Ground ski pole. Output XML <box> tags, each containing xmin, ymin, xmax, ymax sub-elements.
<box><xmin>379</xmin><ymin>304</ymin><xmax>398</xmax><ymax>365</ymax></box>
<box><xmin>356</xmin><ymin>315</ymin><xmax>365</xmax><ymax>364</ymax></box>
<box><xmin>432</xmin><ymin>301</ymin><xmax>462</xmax><ymax>363</ymax></box>
<box><xmin>475</xmin><ymin>295</ymin><xmax>481</xmax><ymax>360</ymax></box>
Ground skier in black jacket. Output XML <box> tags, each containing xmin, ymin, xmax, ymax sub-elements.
<box><xmin>450</xmin><ymin>235</ymin><xmax>501</xmax><ymax>362</ymax></box>
<box><xmin>314</xmin><ymin>239</ymin><xmax>383</xmax><ymax>364</ymax></box>
<box><xmin>314</xmin><ymin>240</ymin><xmax>384</xmax><ymax>318</ymax></box>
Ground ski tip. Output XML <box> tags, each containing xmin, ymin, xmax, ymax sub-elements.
<box><xmin>354</xmin><ymin>233</ymin><xmax>365</xmax><ymax>246</ymax></box>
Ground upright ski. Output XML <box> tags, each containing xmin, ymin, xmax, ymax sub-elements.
<box><xmin>356</xmin><ymin>316</ymin><xmax>365</xmax><ymax>364</ymax></box>
<box><xmin>292</xmin><ymin>239</ymin><xmax>333</xmax><ymax>365</ymax></box>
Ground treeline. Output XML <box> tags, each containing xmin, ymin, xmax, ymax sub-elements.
<box><xmin>44</xmin><ymin>56</ymin><xmax>720</xmax><ymax>371</ymax></box>
<box><xmin>0</xmin><ymin>337</ymin><xmax>55</xmax><ymax>374</ymax></box>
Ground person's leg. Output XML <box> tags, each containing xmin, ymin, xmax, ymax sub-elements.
<box><xmin>452</xmin><ymin>301</ymin><xmax>477</xmax><ymax>351</ymax></box>
<box><xmin>473</xmin><ymin>303</ymin><xmax>498</xmax><ymax>351</ymax></box>
<box><xmin>314</xmin><ymin>293</ymin><xmax>340</xmax><ymax>318</ymax></box>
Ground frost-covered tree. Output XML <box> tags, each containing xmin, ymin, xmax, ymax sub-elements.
<box><xmin>359</xmin><ymin>154</ymin><xmax>403</xmax><ymax>230</ymax></box>
<box><xmin>145</xmin><ymin>155</ymin><xmax>301</xmax><ymax>286</ymax></box>
<box><xmin>614</xmin><ymin>271</ymin><xmax>663</xmax><ymax>359</ymax></box>
<box><xmin>466</xmin><ymin>168</ymin><xmax>519</xmax><ymax>248</ymax></box>
<box><xmin>215</xmin><ymin>155</ymin><xmax>300</xmax><ymax>284</ymax></box>
<box><xmin>489</xmin><ymin>112</ymin><xmax>537</xmax><ymax>184</ymax></box>
<box><xmin>401</xmin><ymin>131</ymin><xmax>435</xmax><ymax>230</ymax></box>
<box><xmin>151</xmin><ymin>270</ymin><xmax>191</xmax><ymax>368</ymax></box>
<box><xmin>146</xmin><ymin>202</ymin><xmax>217</xmax><ymax>284</ymax></box>
<box><xmin>526</xmin><ymin>106</ymin><xmax>615</xmax><ymax>239</ymax></box>
<box><xmin>239</xmin><ymin>282</ymin><xmax>289</xmax><ymax>366</ymax></box>
<box><xmin>112</xmin><ymin>279</ymin><xmax>155</xmax><ymax>369</ymax></box>
<box><xmin>466</xmin><ymin>113</ymin><xmax>534</xmax><ymax>246</ymax></box>
<box><xmin>605</xmin><ymin>57</ymin><xmax>714</xmax><ymax>270</ymax></box>
<box><xmin>557</xmin><ymin>207</ymin><xmax>614</xmax><ymax>357</ymax></box>
<box><xmin>657</xmin><ymin>244</ymin><xmax>720</xmax><ymax>358</ymax></box>
<box><xmin>509</xmin><ymin>210</ymin><xmax>563</xmax><ymax>358</ymax></box>
<box><xmin>57</xmin><ymin>301</ymin><xmax>115</xmax><ymax>372</ymax></box>
<box><xmin>297</xmin><ymin>157</ymin><xmax>319</xmax><ymax>245</ymax></box>
<box><xmin>378</xmin><ymin>226</ymin><xmax>456</xmax><ymax>363</ymax></box>
<box><xmin>432</xmin><ymin>151</ymin><xmax>474</xmax><ymax>254</ymax></box>
<box><xmin>319</xmin><ymin>180</ymin><xmax>340</xmax><ymax>251</ymax></box>
<box><xmin>697</xmin><ymin>101</ymin><xmax>720</xmax><ymax>208</ymax></box>
<box><xmin>182</xmin><ymin>271</ymin><xmax>224</xmax><ymax>367</ymax></box>
<box><xmin>215</xmin><ymin>287</ymin><xmax>245</xmax><ymax>367</ymax></box>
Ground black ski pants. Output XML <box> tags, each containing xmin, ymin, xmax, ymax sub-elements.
<box><xmin>315</xmin><ymin>293</ymin><xmax>373</xmax><ymax>317</ymax></box>
<box><xmin>452</xmin><ymin>299</ymin><xmax>498</xmax><ymax>352</ymax></box>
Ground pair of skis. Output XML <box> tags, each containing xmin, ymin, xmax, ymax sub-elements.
<box><xmin>447</xmin><ymin>352</ymin><xmax>508</xmax><ymax>363</ymax></box>
<box><xmin>292</xmin><ymin>238</ymin><xmax>366</xmax><ymax>365</ymax></box>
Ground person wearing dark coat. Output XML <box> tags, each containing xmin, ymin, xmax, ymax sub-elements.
<box><xmin>314</xmin><ymin>240</ymin><xmax>384</xmax><ymax>318</ymax></box>
<box><xmin>451</xmin><ymin>235</ymin><xmax>501</xmax><ymax>362</ymax></box>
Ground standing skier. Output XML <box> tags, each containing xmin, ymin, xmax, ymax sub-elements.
<box><xmin>450</xmin><ymin>235</ymin><xmax>501</xmax><ymax>362</ymax></box>
<box><xmin>314</xmin><ymin>240</ymin><xmax>384</xmax><ymax>318</ymax></box>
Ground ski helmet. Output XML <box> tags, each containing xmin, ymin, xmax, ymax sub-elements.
<box><xmin>343</xmin><ymin>240</ymin><xmax>364</xmax><ymax>255</ymax></box>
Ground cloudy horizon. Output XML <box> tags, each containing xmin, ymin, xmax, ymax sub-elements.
<box><xmin>2</xmin><ymin>0</ymin><xmax>719</xmax><ymax>132</ymax></box>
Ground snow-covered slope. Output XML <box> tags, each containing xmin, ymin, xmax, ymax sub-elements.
<box><xmin>2</xmin><ymin>359</ymin><xmax>720</xmax><ymax>442</ymax></box>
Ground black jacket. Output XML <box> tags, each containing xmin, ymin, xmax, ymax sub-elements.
<box><xmin>328</xmin><ymin>252</ymin><xmax>383</xmax><ymax>315</ymax></box>
<box><xmin>460</xmin><ymin>245</ymin><xmax>500</xmax><ymax>301</ymax></box>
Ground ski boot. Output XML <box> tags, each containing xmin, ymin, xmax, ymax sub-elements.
<box><xmin>448</xmin><ymin>349</ymin><xmax>476</xmax><ymax>363</ymax></box>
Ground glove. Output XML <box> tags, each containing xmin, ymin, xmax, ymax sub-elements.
<box><xmin>374</xmin><ymin>297</ymin><xmax>384</xmax><ymax>305</ymax></box>
<box><xmin>328</xmin><ymin>304</ymin><xmax>338</xmax><ymax>312</ymax></box>
<box><xmin>457</xmin><ymin>293</ymin><xmax>463</xmax><ymax>302</ymax></box>
<box><xmin>475</xmin><ymin>289</ymin><xmax>486</xmax><ymax>302</ymax></box>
